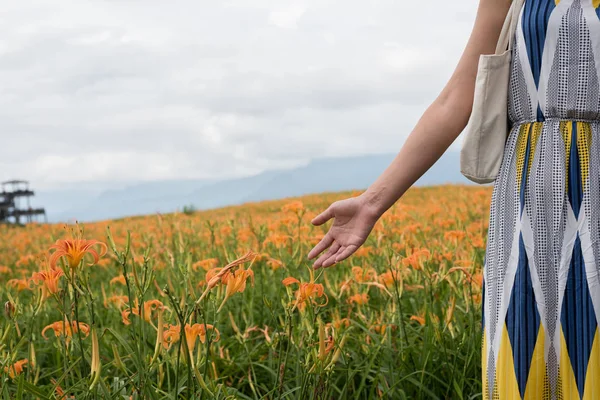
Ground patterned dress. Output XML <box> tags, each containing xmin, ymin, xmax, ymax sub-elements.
<box><xmin>482</xmin><ymin>1</ymin><xmax>600</xmax><ymax>399</ymax></box>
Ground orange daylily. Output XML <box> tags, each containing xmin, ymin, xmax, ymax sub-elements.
<box><xmin>282</xmin><ymin>274</ymin><xmax>329</xmax><ymax>312</ymax></box>
<box><xmin>444</xmin><ymin>230</ymin><xmax>466</xmax><ymax>242</ymax></box>
<box><xmin>49</xmin><ymin>233</ymin><xmax>107</xmax><ymax>271</ymax></box>
<box><xmin>266</xmin><ymin>257</ymin><xmax>284</xmax><ymax>271</ymax></box>
<box><xmin>204</xmin><ymin>267</ymin><xmax>224</xmax><ymax>287</ymax></box>
<box><xmin>326</xmin><ymin>310</ymin><xmax>351</xmax><ymax>330</ymax></box>
<box><xmin>347</xmin><ymin>293</ymin><xmax>369</xmax><ymax>305</ymax></box>
<box><xmin>16</xmin><ymin>254</ymin><xmax>36</xmax><ymax>267</ymax></box>
<box><xmin>4</xmin><ymin>359</ymin><xmax>28</xmax><ymax>379</ymax></box>
<box><xmin>121</xmin><ymin>299</ymin><xmax>168</xmax><ymax>325</ymax></box>
<box><xmin>162</xmin><ymin>323</ymin><xmax>220</xmax><ymax>361</ymax></box>
<box><xmin>282</xmin><ymin>277</ymin><xmax>300</xmax><ymax>286</ymax></box>
<box><xmin>7</xmin><ymin>278</ymin><xmax>31</xmax><ymax>292</ymax></box>
<box><xmin>353</xmin><ymin>246</ymin><xmax>373</xmax><ymax>258</ymax></box>
<box><xmin>197</xmin><ymin>251</ymin><xmax>258</xmax><ymax>303</ymax></box>
<box><xmin>472</xmin><ymin>272</ymin><xmax>484</xmax><ymax>287</ymax></box>
<box><xmin>371</xmin><ymin>323</ymin><xmax>397</xmax><ymax>335</ymax></box>
<box><xmin>186</xmin><ymin>323</ymin><xmax>220</xmax><ymax>351</ymax></box>
<box><xmin>217</xmin><ymin>268</ymin><xmax>254</xmax><ymax>312</ymax></box>
<box><xmin>378</xmin><ymin>269</ymin><xmax>403</xmax><ymax>288</ymax></box>
<box><xmin>42</xmin><ymin>318</ymin><xmax>90</xmax><ymax>346</ymax></box>
<box><xmin>121</xmin><ymin>309</ymin><xmax>132</xmax><ymax>325</ymax></box>
<box><xmin>105</xmin><ymin>295</ymin><xmax>129</xmax><ymax>309</ymax></box>
<box><xmin>162</xmin><ymin>324</ymin><xmax>180</xmax><ymax>349</ymax></box>
<box><xmin>110</xmin><ymin>275</ymin><xmax>126</xmax><ymax>286</ymax></box>
<box><xmin>263</xmin><ymin>234</ymin><xmax>291</xmax><ymax>248</ymax></box>
<box><xmin>142</xmin><ymin>300</ymin><xmax>168</xmax><ymax>322</ymax></box>
<box><xmin>51</xmin><ymin>378</ymin><xmax>75</xmax><ymax>399</ymax></box>
<box><xmin>351</xmin><ymin>266</ymin><xmax>376</xmax><ymax>283</ymax></box>
<box><xmin>192</xmin><ymin>258</ymin><xmax>219</xmax><ymax>272</ymax></box>
<box><xmin>31</xmin><ymin>263</ymin><xmax>64</xmax><ymax>301</ymax></box>
<box><xmin>402</xmin><ymin>249</ymin><xmax>431</xmax><ymax>270</ymax></box>
<box><xmin>244</xmin><ymin>325</ymin><xmax>272</xmax><ymax>343</ymax></box>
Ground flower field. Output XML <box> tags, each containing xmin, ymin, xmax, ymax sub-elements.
<box><xmin>0</xmin><ymin>184</ymin><xmax>490</xmax><ymax>399</ymax></box>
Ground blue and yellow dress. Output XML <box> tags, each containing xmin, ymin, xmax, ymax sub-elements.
<box><xmin>482</xmin><ymin>0</ymin><xmax>600</xmax><ymax>398</ymax></box>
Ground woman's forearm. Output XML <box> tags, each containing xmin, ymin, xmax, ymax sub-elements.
<box><xmin>358</xmin><ymin>0</ymin><xmax>511</xmax><ymax>220</ymax></box>
<box><xmin>361</xmin><ymin>89</ymin><xmax>473</xmax><ymax>219</ymax></box>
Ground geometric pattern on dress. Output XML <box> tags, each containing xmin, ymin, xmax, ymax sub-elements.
<box><xmin>481</xmin><ymin>1</ymin><xmax>600</xmax><ymax>398</ymax></box>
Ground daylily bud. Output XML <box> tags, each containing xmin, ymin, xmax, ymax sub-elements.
<box><xmin>4</xmin><ymin>301</ymin><xmax>14</xmax><ymax>319</ymax></box>
<box><xmin>112</xmin><ymin>343</ymin><xmax>126</xmax><ymax>372</ymax></box>
<box><xmin>318</xmin><ymin>318</ymin><xmax>326</xmax><ymax>363</ymax></box>
<box><xmin>150</xmin><ymin>309</ymin><xmax>165</xmax><ymax>365</ymax></box>
<box><xmin>89</xmin><ymin>327</ymin><xmax>101</xmax><ymax>390</ymax></box>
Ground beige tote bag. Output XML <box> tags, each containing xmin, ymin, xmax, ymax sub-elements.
<box><xmin>459</xmin><ymin>0</ymin><xmax>524</xmax><ymax>184</ymax></box>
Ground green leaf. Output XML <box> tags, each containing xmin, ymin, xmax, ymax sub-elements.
<box><xmin>16</xmin><ymin>374</ymin><xmax>24</xmax><ymax>400</ymax></box>
<box><xmin>22</xmin><ymin>380</ymin><xmax>51</xmax><ymax>399</ymax></box>
<box><xmin>105</xmin><ymin>328</ymin><xmax>143</xmax><ymax>372</ymax></box>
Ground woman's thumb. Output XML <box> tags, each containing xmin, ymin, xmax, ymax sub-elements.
<box><xmin>311</xmin><ymin>206</ymin><xmax>334</xmax><ymax>226</ymax></box>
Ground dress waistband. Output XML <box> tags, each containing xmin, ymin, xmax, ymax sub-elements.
<box><xmin>512</xmin><ymin>117</ymin><xmax>600</xmax><ymax>125</ymax></box>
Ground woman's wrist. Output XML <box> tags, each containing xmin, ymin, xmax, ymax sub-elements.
<box><xmin>359</xmin><ymin>186</ymin><xmax>392</xmax><ymax>221</ymax></box>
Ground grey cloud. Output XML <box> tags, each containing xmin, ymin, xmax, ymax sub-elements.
<box><xmin>0</xmin><ymin>0</ymin><xmax>479</xmax><ymax>190</ymax></box>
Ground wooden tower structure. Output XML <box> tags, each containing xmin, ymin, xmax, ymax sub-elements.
<box><xmin>0</xmin><ymin>180</ymin><xmax>47</xmax><ymax>224</ymax></box>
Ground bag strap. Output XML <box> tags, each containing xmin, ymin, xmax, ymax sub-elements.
<box><xmin>494</xmin><ymin>0</ymin><xmax>525</xmax><ymax>54</ymax></box>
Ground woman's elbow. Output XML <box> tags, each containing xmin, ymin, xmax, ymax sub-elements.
<box><xmin>435</xmin><ymin>83</ymin><xmax>474</xmax><ymax>132</ymax></box>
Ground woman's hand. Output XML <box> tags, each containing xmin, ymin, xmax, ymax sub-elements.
<box><xmin>307</xmin><ymin>0</ymin><xmax>512</xmax><ymax>270</ymax></box>
<box><xmin>307</xmin><ymin>194</ymin><xmax>381</xmax><ymax>269</ymax></box>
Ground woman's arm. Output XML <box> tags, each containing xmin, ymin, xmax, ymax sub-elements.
<box><xmin>308</xmin><ymin>0</ymin><xmax>513</xmax><ymax>268</ymax></box>
<box><xmin>362</xmin><ymin>0</ymin><xmax>512</xmax><ymax>219</ymax></box>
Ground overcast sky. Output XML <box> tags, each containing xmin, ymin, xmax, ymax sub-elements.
<box><xmin>0</xmin><ymin>0</ymin><xmax>478</xmax><ymax>191</ymax></box>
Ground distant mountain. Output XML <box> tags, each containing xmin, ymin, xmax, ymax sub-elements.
<box><xmin>239</xmin><ymin>151</ymin><xmax>468</xmax><ymax>203</ymax></box>
<box><xmin>38</xmin><ymin>150</ymin><xmax>478</xmax><ymax>223</ymax></box>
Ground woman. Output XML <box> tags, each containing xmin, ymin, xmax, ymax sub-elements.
<box><xmin>308</xmin><ymin>0</ymin><xmax>600</xmax><ymax>398</ymax></box>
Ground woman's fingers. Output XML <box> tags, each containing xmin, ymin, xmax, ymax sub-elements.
<box><xmin>334</xmin><ymin>244</ymin><xmax>358</xmax><ymax>263</ymax></box>
<box><xmin>322</xmin><ymin>245</ymin><xmax>345</xmax><ymax>268</ymax></box>
<box><xmin>311</xmin><ymin>205</ymin><xmax>334</xmax><ymax>226</ymax></box>
<box><xmin>313</xmin><ymin>241</ymin><xmax>341</xmax><ymax>269</ymax></box>
<box><xmin>307</xmin><ymin>232</ymin><xmax>334</xmax><ymax>260</ymax></box>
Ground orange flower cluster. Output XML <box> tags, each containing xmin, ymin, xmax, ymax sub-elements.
<box><xmin>263</xmin><ymin>234</ymin><xmax>291</xmax><ymax>248</ymax></box>
<box><xmin>353</xmin><ymin>246</ymin><xmax>374</xmax><ymax>258</ymax></box>
<box><xmin>351</xmin><ymin>266</ymin><xmax>377</xmax><ymax>283</ymax></box>
<box><xmin>336</xmin><ymin>266</ymin><xmax>391</xmax><ymax>299</ymax></box>
<box><xmin>192</xmin><ymin>258</ymin><xmax>219</xmax><ymax>272</ymax></box>
<box><xmin>378</xmin><ymin>269</ymin><xmax>403</xmax><ymax>288</ymax></box>
<box><xmin>347</xmin><ymin>293</ymin><xmax>369</xmax><ymax>305</ymax></box>
<box><xmin>281</xmin><ymin>200</ymin><xmax>305</xmax><ymax>214</ymax></box>
<box><xmin>402</xmin><ymin>248</ymin><xmax>431</xmax><ymax>270</ymax></box>
<box><xmin>0</xmin><ymin>185</ymin><xmax>492</xmax><ymax>394</ymax></box>
<box><xmin>444</xmin><ymin>230</ymin><xmax>466</xmax><ymax>243</ymax></box>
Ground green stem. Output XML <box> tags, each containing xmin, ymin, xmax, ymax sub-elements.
<box><xmin>72</xmin><ymin>276</ymin><xmax>88</xmax><ymax>377</ymax></box>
